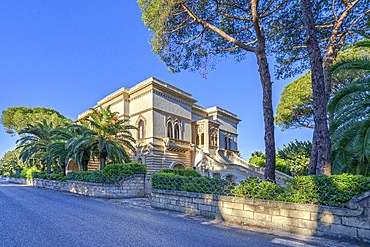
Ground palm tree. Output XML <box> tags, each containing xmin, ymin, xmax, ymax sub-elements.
<box><xmin>16</xmin><ymin>120</ymin><xmax>55</xmax><ymax>174</ymax></box>
<box><xmin>328</xmin><ymin>39</ymin><xmax>370</xmax><ymax>176</ymax></box>
<box><xmin>48</xmin><ymin>124</ymin><xmax>92</xmax><ymax>174</ymax></box>
<box><xmin>78</xmin><ymin>107</ymin><xmax>136</xmax><ymax>170</ymax></box>
<box><xmin>63</xmin><ymin>125</ymin><xmax>93</xmax><ymax>171</ymax></box>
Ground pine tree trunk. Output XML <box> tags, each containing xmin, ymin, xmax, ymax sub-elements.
<box><xmin>251</xmin><ymin>0</ymin><xmax>276</xmax><ymax>181</ymax></box>
<box><xmin>301</xmin><ymin>0</ymin><xmax>331</xmax><ymax>175</ymax></box>
<box><xmin>308</xmin><ymin>130</ymin><xmax>318</xmax><ymax>175</ymax></box>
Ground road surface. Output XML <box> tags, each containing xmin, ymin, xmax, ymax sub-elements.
<box><xmin>0</xmin><ymin>179</ymin><xmax>357</xmax><ymax>247</ymax></box>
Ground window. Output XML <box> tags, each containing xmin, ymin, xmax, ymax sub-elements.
<box><xmin>167</xmin><ymin>121</ymin><xmax>173</xmax><ymax>138</ymax></box>
<box><xmin>138</xmin><ymin>120</ymin><xmax>144</xmax><ymax>139</ymax></box>
<box><xmin>173</xmin><ymin>163</ymin><xmax>185</xmax><ymax>169</ymax></box>
<box><xmin>225</xmin><ymin>174</ymin><xmax>235</xmax><ymax>183</ymax></box>
<box><xmin>224</xmin><ymin>136</ymin><xmax>228</xmax><ymax>149</ymax></box>
<box><xmin>228</xmin><ymin>138</ymin><xmax>232</xmax><ymax>150</ymax></box>
<box><xmin>174</xmin><ymin>123</ymin><xmax>180</xmax><ymax>139</ymax></box>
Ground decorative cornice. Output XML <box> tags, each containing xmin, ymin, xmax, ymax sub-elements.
<box><xmin>206</xmin><ymin>106</ymin><xmax>241</xmax><ymax>123</ymax></box>
<box><xmin>97</xmin><ymin>88</ymin><xmax>129</xmax><ymax>106</ymax></box>
<box><xmin>152</xmin><ymin>88</ymin><xmax>194</xmax><ymax>106</ymax></box>
<box><xmin>130</xmin><ymin>107</ymin><xmax>193</xmax><ymax>122</ymax></box>
<box><xmin>130</xmin><ymin>89</ymin><xmax>152</xmax><ymax>102</ymax></box>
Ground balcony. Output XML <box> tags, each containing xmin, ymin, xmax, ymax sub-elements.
<box><xmin>163</xmin><ymin>138</ymin><xmax>191</xmax><ymax>152</ymax></box>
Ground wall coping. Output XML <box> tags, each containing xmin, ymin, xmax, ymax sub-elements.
<box><xmin>151</xmin><ymin>189</ymin><xmax>370</xmax><ymax>244</ymax></box>
<box><xmin>151</xmin><ymin>189</ymin><xmax>365</xmax><ymax>216</ymax></box>
<box><xmin>4</xmin><ymin>175</ymin><xmax>146</xmax><ymax>198</ymax></box>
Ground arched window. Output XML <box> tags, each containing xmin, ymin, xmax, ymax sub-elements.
<box><xmin>174</xmin><ymin>123</ymin><xmax>180</xmax><ymax>139</ymax></box>
<box><xmin>225</xmin><ymin>174</ymin><xmax>235</xmax><ymax>183</ymax></box>
<box><xmin>201</xmin><ymin>133</ymin><xmax>205</xmax><ymax>145</ymax></box>
<box><xmin>167</xmin><ymin>121</ymin><xmax>173</xmax><ymax>138</ymax></box>
<box><xmin>224</xmin><ymin>136</ymin><xmax>228</xmax><ymax>149</ymax></box>
<box><xmin>138</xmin><ymin>120</ymin><xmax>144</xmax><ymax>139</ymax></box>
<box><xmin>228</xmin><ymin>138</ymin><xmax>232</xmax><ymax>150</ymax></box>
<box><xmin>173</xmin><ymin>163</ymin><xmax>185</xmax><ymax>169</ymax></box>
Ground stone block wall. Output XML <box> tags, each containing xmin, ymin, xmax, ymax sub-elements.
<box><xmin>151</xmin><ymin>189</ymin><xmax>370</xmax><ymax>244</ymax></box>
<box><xmin>5</xmin><ymin>175</ymin><xmax>146</xmax><ymax>198</ymax></box>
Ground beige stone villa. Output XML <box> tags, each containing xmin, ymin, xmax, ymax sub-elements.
<box><xmin>78</xmin><ymin>77</ymin><xmax>289</xmax><ymax>183</ymax></box>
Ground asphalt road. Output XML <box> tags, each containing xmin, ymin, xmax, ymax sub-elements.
<box><xmin>0</xmin><ymin>179</ymin><xmax>356</xmax><ymax>247</ymax></box>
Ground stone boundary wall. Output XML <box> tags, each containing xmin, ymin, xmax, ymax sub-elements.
<box><xmin>3</xmin><ymin>175</ymin><xmax>147</xmax><ymax>198</ymax></box>
<box><xmin>151</xmin><ymin>189</ymin><xmax>370</xmax><ymax>244</ymax></box>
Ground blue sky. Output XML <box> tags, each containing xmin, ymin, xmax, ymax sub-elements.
<box><xmin>0</xmin><ymin>1</ymin><xmax>312</xmax><ymax>160</ymax></box>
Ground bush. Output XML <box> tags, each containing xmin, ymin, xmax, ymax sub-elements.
<box><xmin>152</xmin><ymin>172</ymin><xmax>370</xmax><ymax>207</ymax></box>
<box><xmin>20</xmin><ymin>167</ymin><xmax>39</xmax><ymax>179</ymax></box>
<box><xmin>275</xmin><ymin>159</ymin><xmax>290</xmax><ymax>175</ymax></box>
<box><xmin>48</xmin><ymin>173</ymin><xmax>68</xmax><ymax>182</ymax></box>
<box><xmin>248</xmin><ymin>156</ymin><xmax>266</xmax><ymax>167</ymax></box>
<box><xmin>67</xmin><ymin>163</ymin><xmax>147</xmax><ymax>184</ymax></box>
<box><xmin>249</xmin><ymin>155</ymin><xmax>291</xmax><ymax>175</ymax></box>
<box><xmin>159</xmin><ymin>168</ymin><xmax>202</xmax><ymax>177</ymax></box>
<box><xmin>151</xmin><ymin>172</ymin><xmax>233</xmax><ymax>194</ymax></box>
<box><xmin>32</xmin><ymin>172</ymin><xmax>67</xmax><ymax>182</ymax></box>
<box><xmin>232</xmin><ymin>177</ymin><xmax>285</xmax><ymax>201</ymax></box>
<box><xmin>284</xmin><ymin>174</ymin><xmax>370</xmax><ymax>207</ymax></box>
<box><xmin>68</xmin><ymin>170</ymin><xmax>105</xmax><ymax>183</ymax></box>
<box><xmin>104</xmin><ymin>163</ymin><xmax>147</xmax><ymax>176</ymax></box>
<box><xmin>32</xmin><ymin>172</ymin><xmax>47</xmax><ymax>179</ymax></box>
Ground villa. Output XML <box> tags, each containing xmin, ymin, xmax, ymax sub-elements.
<box><xmin>78</xmin><ymin>77</ymin><xmax>289</xmax><ymax>183</ymax></box>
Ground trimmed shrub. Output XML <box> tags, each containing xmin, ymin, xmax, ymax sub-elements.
<box><xmin>152</xmin><ymin>172</ymin><xmax>370</xmax><ymax>207</ymax></box>
<box><xmin>67</xmin><ymin>170</ymin><xmax>105</xmax><ymax>183</ymax></box>
<box><xmin>151</xmin><ymin>172</ymin><xmax>233</xmax><ymax>194</ymax></box>
<box><xmin>285</xmin><ymin>174</ymin><xmax>370</xmax><ymax>207</ymax></box>
<box><xmin>104</xmin><ymin>163</ymin><xmax>147</xmax><ymax>176</ymax></box>
<box><xmin>32</xmin><ymin>172</ymin><xmax>67</xmax><ymax>182</ymax></box>
<box><xmin>232</xmin><ymin>177</ymin><xmax>285</xmax><ymax>201</ymax></box>
<box><xmin>67</xmin><ymin>163</ymin><xmax>147</xmax><ymax>184</ymax></box>
<box><xmin>32</xmin><ymin>171</ymin><xmax>47</xmax><ymax>179</ymax></box>
<box><xmin>48</xmin><ymin>173</ymin><xmax>68</xmax><ymax>182</ymax></box>
<box><xmin>159</xmin><ymin>168</ymin><xmax>202</xmax><ymax>177</ymax></box>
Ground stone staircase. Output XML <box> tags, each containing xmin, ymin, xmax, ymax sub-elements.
<box><xmin>205</xmin><ymin>149</ymin><xmax>291</xmax><ymax>186</ymax></box>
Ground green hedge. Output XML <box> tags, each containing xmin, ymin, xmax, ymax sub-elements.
<box><xmin>151</xmin><ymin>172</ymin><xmax>232</xmax><ymax>195</ymax></box>
<box><xmin>67</xmin><ymin>163</ymin><xmax>147</xmax><ymax>184</ymax></box>
<box><xmin>159</xmin><ymin>168</ymin><xmax>202</xmax><ymax>177</ymax></box>
<box><xmin>32</xmin><ymin>172</ymin><xmax>67</xmax><ymax>182</ymax></box>
<box><xmin>232</xmin><ymin>177</ymin><xmax>285</xmax><ymax>201</ymax></box>
<box><xmin>152</xmin><ymin>172</ymin><xmax>370</xmax><ymax>207</ymax></box>
<box><xmin>284</xmin><ymin>174</ymin><xmax>370</xmax><ymax>207</ymax></box>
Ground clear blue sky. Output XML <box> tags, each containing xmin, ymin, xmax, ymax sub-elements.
<box><xmin>0</xmin><ymin>0</ymin><xmax>313</xmax><ymax>160</ymax></box>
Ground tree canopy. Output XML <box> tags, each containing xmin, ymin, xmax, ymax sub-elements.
<box><xmin>137</xmin><ymin>0</ymin><xmax>289</xmax><ymax>180</ymax></box>
<box><xmin>270</xmin><ymin>0</ymin><xmax>369</xmax><ymax>175</ymax></box>
<box><xmin>275</xmin><ymin>72</ymin><xmax>313</xmax><ymax>130</ymax></box>
<box><xmin>1</xmin><ymin>107</ymin><xmax>71</xmax><ymax>135</ymax></box>
<box><xmin>275</xmin><ymin>40</ymin><xmax>370</xmax><ymax>131</ymax></box>
<box><xmin>268</xmin><ymin>0</ymin><xmax>369</xmax><ymax>80</ymax></box>
<box><xmin>0</xmin><ymin>149</ymin><xmax>26</xmax><ymax>177</ymax></box>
